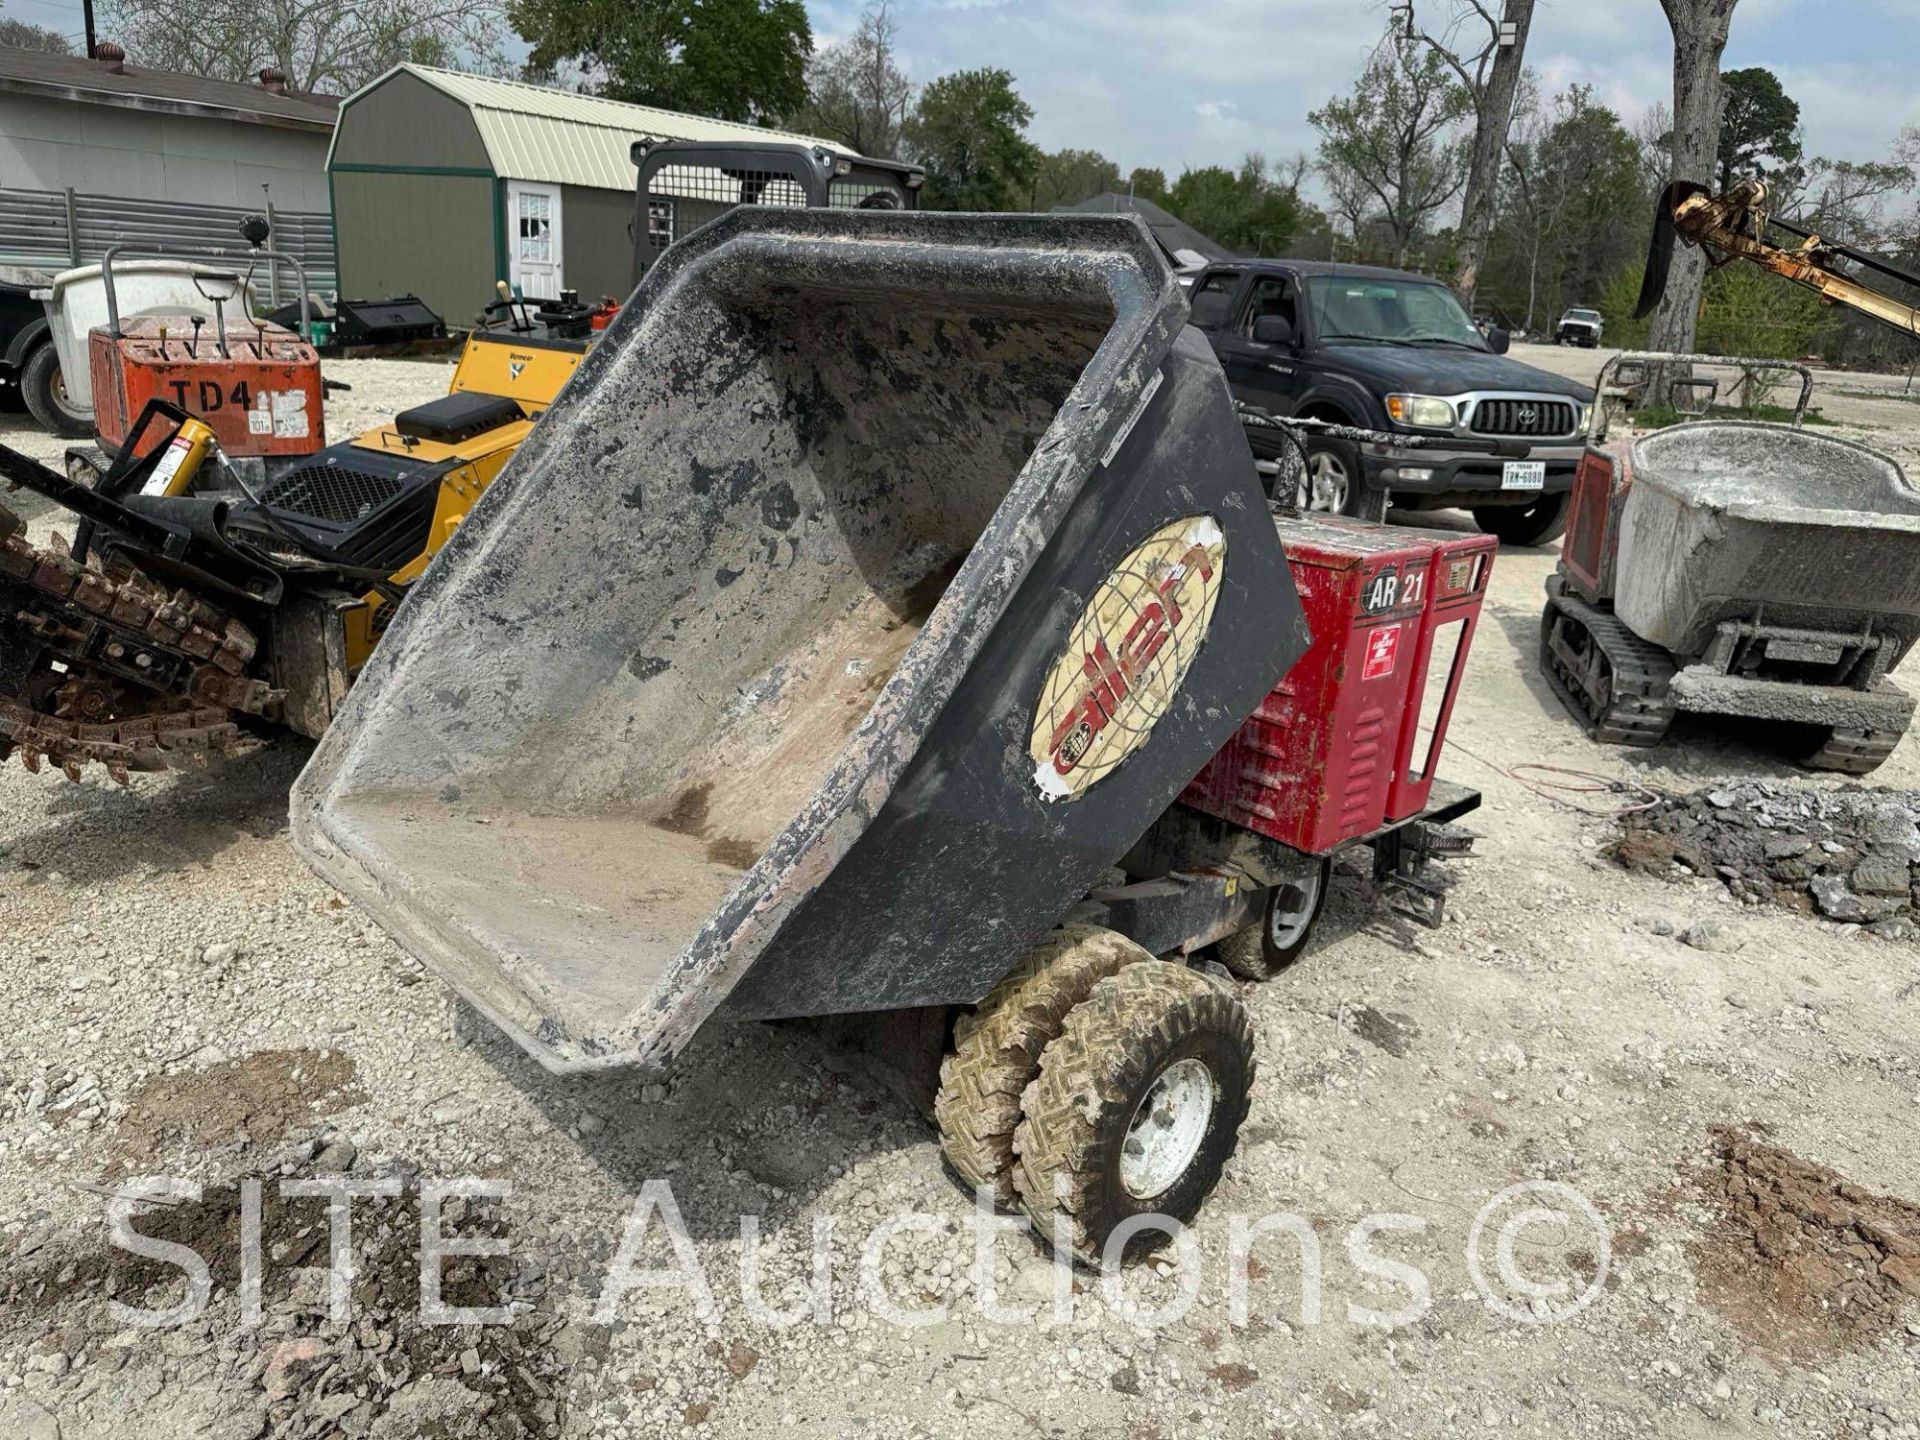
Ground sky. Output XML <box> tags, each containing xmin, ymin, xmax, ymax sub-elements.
<box><xmin>807</xmin><ymin>0</ymin><xmax>1920</xmax><ymax>185</ymax></box>
<box><xmin>5</xmin><ymin>0</ymin><xmax>1915</xmax><ymax>183</ymax></box>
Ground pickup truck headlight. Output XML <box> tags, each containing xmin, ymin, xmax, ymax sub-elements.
<box><xmin>1385</xmin><ymin>394</ymin><xmax>1456</xmax><ymax>429</ymax></box>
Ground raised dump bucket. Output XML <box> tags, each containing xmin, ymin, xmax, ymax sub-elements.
<box><xmin>1616</xmin><ymin>422</ymin><xmax>1920</xmax><ymax>654</ymax></box>
<box><xmin>291</xmin><ymin>210</ymin><xmax>1307</xmax><ymax>1073</ymax></box>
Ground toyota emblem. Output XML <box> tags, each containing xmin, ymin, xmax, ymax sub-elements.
<box><xmin>1517</xmin><ymin>404</ymin><xmax>1539</xmax><ymax>428</ymax></box>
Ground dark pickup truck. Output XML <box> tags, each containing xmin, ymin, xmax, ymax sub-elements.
<box><xmin>1188</xmin><ymin>258</ymin><xmax>1594</xmax><ymax>545</ymax></box>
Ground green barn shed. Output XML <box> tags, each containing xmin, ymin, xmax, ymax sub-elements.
<box><xmin>327</xmin><ymin>65</ymin><xmax>869</xmax><ymax>324</ymax></box>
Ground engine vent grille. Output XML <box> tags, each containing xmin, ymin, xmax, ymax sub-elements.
<box><xmin>1469</xmin><ymin>398</ymin><xmax>1576</xmax><ymax>437</ymax></box>
<box><xmin>259</xmin><ymin>462</ymin><xmax>407</xmax><ymax>524</ymax></box>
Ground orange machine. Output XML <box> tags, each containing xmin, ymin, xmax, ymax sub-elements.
<box><xmin>86</xmin><ymin>244</ymin><xmax>324</xmax><ymax>461</ymax></box>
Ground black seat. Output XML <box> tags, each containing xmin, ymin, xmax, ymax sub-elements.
<box><xmin>394</xmin><ymin>392</ymin><xmax>524</xmax><ymax>444</ymax></box>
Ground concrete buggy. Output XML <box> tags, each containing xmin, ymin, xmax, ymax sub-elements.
<box><xmin>290</xmin><ymin>211</ymin><xmax>1490</xmax><ymax>1262</ymax></box>
<box><xmin>1544</xmin><ymin>353</ymin><xmax>1920</xmax><ymax>774</ymax></box>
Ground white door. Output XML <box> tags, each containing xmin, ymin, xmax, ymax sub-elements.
<box><xmin>508</xmin><ymin>181</ymin><xmax>564</xmax><ymax>298</ymax></box>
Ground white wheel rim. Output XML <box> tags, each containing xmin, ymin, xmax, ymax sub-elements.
<box><xmin>1304</xmin><ymin>452</ymin><xmax>1348</xmax><ymax>512</ymax></box>
<box><xmin>1268</xmin><ymin>866</ymin><xmax>1324</xmax><ymax>952</ymax></box>
<box><xmin>1120</xmin><ymin>1057</ymin><xmax>1216</xmax><ymax>1200</ymax></box>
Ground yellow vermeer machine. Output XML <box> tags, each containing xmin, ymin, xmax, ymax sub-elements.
<box><xmin>0</xmin><ymin>322</ymin><xmax>585</xmax><ymax>778</ymax></box>
<box><xmin>326</xmin><ymin>323</ymin><xmax>587</xmax><ymax>668</ymax></box>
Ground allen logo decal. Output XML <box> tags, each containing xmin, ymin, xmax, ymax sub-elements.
<box><xmin>1029</xmin><ymin>515</ymin><xmax>1227</xmax><ymax>801</ymax></box>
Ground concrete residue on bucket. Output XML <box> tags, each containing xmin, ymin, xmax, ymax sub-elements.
<box><xmin>1611</xmin><ymin>783</ymin><xmax>1920</xmax><ymax>937</ymax></box>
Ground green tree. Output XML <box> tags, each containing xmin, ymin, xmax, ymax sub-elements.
<box><xmin>901</xmin><ymin>68</ymin><xmax>1039</xmax><ymax>212</ymax></box>
<box><xmin>0</xmin><ymin>18</ymin><xmax>71</xmax><ymax>52</ymax></box>
<box><xmin>789</xmin><ymin>0</ymin><xmax>912</xmax><ymax>158</ymax></box>
<box><xmin>1310</xmin><ymin>33</ymin><xmax>1472</xmax><ymax>266</ymax></box>
<box><xmin>1126</xmin><ymin>167</ymin><xmax>1170</xmax><ymax>204</ymax></box>
<box><xmin>1163</xmin><ymin>154</ymin><xmax>1301</xmax><ymax>255</ymax></box>
<box><xmin>510</xmin><ymin>0</ymin><xmax>810</xmax><ymax>123</ymax></box>
<box><xmin>1487</xmin><ymin>84</ymin><xmax>1649</xmax><ymax>329</ymax></box>
<box><xmin>1718</xmin><ymin>66</ymin><xmax>1800</xmax><ymax>189</ymax></box>
<box><xmin>1030</xmin><ymin>148</ymin><xmax>1123</xmax><ymax>209</ymax></box>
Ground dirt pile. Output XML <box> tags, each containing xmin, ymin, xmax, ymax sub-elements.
<box><xmin>1612</xmin><ymin>783</ymin><xmax>1920</xmax><ymax>936</ymax></box>
<box><xmin>1694</xmin><ymin>1126</ymin><xmax>1920</xmax><ymax>1353</ymax></box>
<box><xmin>2</xmin><ymin>1140</ymin><xmax>579</xmax><ymax>1440</ymax></box>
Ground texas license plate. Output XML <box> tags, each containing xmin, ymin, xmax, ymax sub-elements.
<box><xmin>1501</xmin><ymin>461</ymin><xmax>1546</xmax><ymax>491</ymax></box>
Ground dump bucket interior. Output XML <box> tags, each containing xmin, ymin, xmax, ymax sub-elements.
<box><xmin>1633</xmin><ymin>421</ymin><xmax>1920</xmax><ymax>516</ymax></box>
<box><xmin>1617</xmin><ymin>422</ymin><xmax>1920</xmax><ymax>651</ymax></box>
<box><xmin>292</xmin><ymin>211</ymin><xmax>1244</xmax><ymax>1072</ymax></box>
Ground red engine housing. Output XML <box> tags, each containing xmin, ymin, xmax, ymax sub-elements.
<box><xmin>1559</xmin><ymin>443</ymin><xmax>1634</xmax><ymax>604</ymax></box>
<box><xmin>1181</xmin><ymin>516</ymin><xmax>1495</xmax><ymax>855</ymax></box>
<box><xmin>89</xmin><ymin>316</ymin><xmax>323</xmax><ymax>459</ymax></box>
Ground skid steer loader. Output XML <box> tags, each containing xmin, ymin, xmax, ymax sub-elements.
<box><xmin>0</xmin><ymin>141</ymin><xmax>920</xmax><ymax>781</ymax></box>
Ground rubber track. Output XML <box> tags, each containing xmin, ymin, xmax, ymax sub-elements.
<box><xmin>1541</xmin><ymin>579</ymin><xmax>1677</xmax><ymax>746</ymax></box>
<box><xmin>0</xmin><ymin>509</ymin><xmax>269</xmax><ymax>778</ymax></box>
<box><xmin>1012</xmin><ymin>963</ymin><xmax>1255</xmax><ymax>1265</ymax></box>
<box><xmin>934</xmin><ymin>925</ymin><xmax>1154</xmax><ymax>1207</ymax></box>
<box><xmin>1803</xmin><ymin>726</ymin><xmax>1900</xmax><ymax>776</ymax></box>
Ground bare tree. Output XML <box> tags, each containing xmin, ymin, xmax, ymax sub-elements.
<box><xmin>790</xmin><ymin>1</ymin><xmax>913</xmax><ymax>159</ymax></box>
<box><xmin>1646</xmin><ymin>0</ymin><xmax>1739</xmax><ymax>373</ymax></box>
<box><xmin>1404</xmin><ymin>0</ymin><xmax>1536</xmax><ymax>305</ymax></box>
<box><xmin>101</xmin><ymin>0</ymin><xmax>508</xmax><ymax>94</ymax></box>
<box><xmin>1310</xmin><ymin>31</ymin><xmax>1471</xmax><ymax>266</ymax></box>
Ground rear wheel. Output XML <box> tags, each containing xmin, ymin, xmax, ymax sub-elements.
<box><xmin>1013</xmin><ymin>963</ymin><xmax>1256</xmax><ymax>1265</ymax></box>
<box><xmin>935</xmin><ymin>925</ymin><xmax>1154</xmax><ymax>1207</ymax></box>
<box><xmin>20</xmin><ymin>343</ymin><xmax>89</xmax><ymax>438</ymax></box>
<box><xmin>1217</xmin><ymin>858</ymin><xmax>1331</xmax><ymax>979</ymax></box>
<box><xmin>1473</xmin><ymin>492</ymin><xmax>1570</xmax><ymax>546</ymax></box>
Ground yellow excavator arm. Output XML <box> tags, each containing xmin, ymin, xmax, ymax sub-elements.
<box><xmin>1636</xmin><ymin>177</ymin><xmax>1920</xmax><ymax>340</ymax></box>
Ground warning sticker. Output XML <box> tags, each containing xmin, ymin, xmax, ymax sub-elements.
<box><xmin>1362</xmin><ymin>624</ymin><xmax>1401</xmax><ymax>681</ymax></box>
<box><xmin>1028</xmin><ymin>514</ymin><xmax>1227</xmax><ymax>801</ymax></box>
<box><xmin>248</xmin><ymin>389</ymin><xmax>310</xmax><ymax>439</ymax></box>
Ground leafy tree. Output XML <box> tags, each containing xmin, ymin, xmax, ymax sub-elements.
<box><xmin>1486</xmin><ymin>83</ymin><xmax>1648</xmax><ymax>329</ymax></box>
<box><xmin>1694</xmin><ymin>254</ymin><xmax>1830</xmax><ymax>359</ymax></box>
<box><xmin>102</xmin><ymin>0</ymin><xmax>506</xmax><ymax>93</ymax></box>
<box><xmin>510</xmin><ymin>0</ymin><xmax>810</xmax><ymax>123</ymax></box>
<box><xmin>1717</xmin><ymin>66</ymin><xmax>1800</xmax><ymax>189</ymax></box>
<box><xmin>0</xmin><ymin>18</ymin><xmax>72</xmax><ymax>52</ymax></box>
<box><xmin>901</xmin><ymin>67</ymin><xmax>1038</xmax><ymax>212</ymax></box>
<box><xmin>789</xmin><ymin>0</ymin><xmax>911</xmax><ymax>158</ymax></box>
<box><xmin>1030</xmin><ymin>148</ymin><xmax>1123</xmax><ymax>210</ymax></box>
<box><xmin>1309</xmin><ymin>32</ymin><xmax>1472</xmax><ymax>266</ymax></box>
<box><xmin>1164</xmin><ymin>154</ymin><xmax>1301</xmax><ymax>255</ymax></box>
<box><xmin>1126</xmin><ymin>168</ymin><xmax>1170</xmax><ymax>204</ymax></box>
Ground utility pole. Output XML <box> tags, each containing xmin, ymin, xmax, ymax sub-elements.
<box><xmin>83</xmin><ymin>0</ymin><xmax>98</xmax><ymax>58</ymax></box>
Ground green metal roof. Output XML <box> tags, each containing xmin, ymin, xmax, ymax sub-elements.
<box><xmin>331</xmin><ymin>64</ymin><xmax>847</xmax><ymax>192</ymax></box>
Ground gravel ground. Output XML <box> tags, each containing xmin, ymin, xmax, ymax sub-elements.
<box><xmin>2</xmin><ymin>347</ymin><xmax>1919</xmax><ymax>1439</ymax></box>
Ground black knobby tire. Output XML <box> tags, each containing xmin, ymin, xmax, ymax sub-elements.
<box><xmin>1473</xmin><ymin>492</ymin><xmax>1570</xmax><ymax>546</ymax></box>
<box><xmin>934</xmin><ymin>925</ymin><xmax>1154</xmax><ymax>1207</ymax></box>
<box><xmin>1217</xmin><ymin>857</ymin><xmax>1331</xmax><ymax>980</ymax></box>
<box><xmin>20</xmin><ymin>343</ymin><xmax>90</xmax><ymax>438</ymax></box>
<box><xmin>1797</xmin><ymin>725</ymin><xmax>1900</xmax><ymax>776</ymax></box>
<box><xmin>1300</xmin><ymin>432</ymin><xmax>1385</xmax><ymax>522</ymax></box>
<box><xmin>1014</xmin><ymin>963</ymin><xmax>1256</xmax><ymax>1265</ymax></box>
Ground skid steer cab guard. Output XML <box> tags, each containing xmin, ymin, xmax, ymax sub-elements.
<box><xmin>291</xmin><ymin>210</ymin><xmax>1307</xmax><ymax>1074</ymax></box>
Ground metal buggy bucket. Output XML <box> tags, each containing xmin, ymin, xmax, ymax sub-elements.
<box><xmin>290</xmin><ymin>210</ymin><xmax>1306</xmax><ymax>1074</ymax></box>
